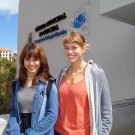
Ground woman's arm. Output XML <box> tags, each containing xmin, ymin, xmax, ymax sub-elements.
<box><xmin>25</xmin><ymin>83</ymin><xmax>58</xmax><ymax>135</ymax></box>
<box><xmin>101</xmin><ymin>73</ymin><xmax>112</xmax><ymax>135</ymax></box>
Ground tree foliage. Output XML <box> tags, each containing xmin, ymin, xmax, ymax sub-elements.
<box><xmin>0</xmin><ymin>58</ymin><xmax>16</xmax><ymax>114</ymax></box>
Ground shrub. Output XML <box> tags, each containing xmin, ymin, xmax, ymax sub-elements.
<box><xmin>0</xmin><ymin>58</ymin><xmax>16</xmax><ymax>114</ymax></box>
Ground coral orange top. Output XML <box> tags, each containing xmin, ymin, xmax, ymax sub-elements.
<box><xmin>55</xmin><ymin>77</ymin><xmax>90</xmax><ymax>135</ymax></box>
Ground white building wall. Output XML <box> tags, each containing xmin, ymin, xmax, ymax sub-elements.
<box><xmin>0</xmin><ymin>50</ymin><xmax>12</xmax><ymax>61</ymax></box>
<box><xmin>18</xmin><ymin>0</ymin><xmax>135</xmax><ymax>102</ymax></box>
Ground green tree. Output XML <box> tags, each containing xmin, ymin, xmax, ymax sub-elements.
<box><xmin>0</xmin><ymin>58</ymin><xmax>16</xmax><ymax>114</ymax></box>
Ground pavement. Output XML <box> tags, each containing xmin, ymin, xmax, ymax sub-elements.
<box><xmin>0</xmin><ymin>114</ymin><xmax>9</xmax><ymax>135</ymax></box>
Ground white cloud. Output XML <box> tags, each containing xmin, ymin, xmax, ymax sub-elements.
<box><xmin>0</xmin><ymin>0</ymin><xmax>19</xmax><ymax>15</ymax></box>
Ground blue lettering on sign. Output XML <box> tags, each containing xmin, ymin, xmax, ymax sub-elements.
<box><xmin>73</xmin><ymin>12</ymin><xmax>86</xmax><ymax>29</ymax></box>
<box><xmin>35</xmin><ymin>29</ymin><xmax>67</xmax><ymax>43</ymax></box>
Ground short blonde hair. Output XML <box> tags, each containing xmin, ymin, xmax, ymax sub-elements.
<box><xmin>63</xmin><ymin>31</ymin><xmax>89</xmax><ymax>51</ymax></box>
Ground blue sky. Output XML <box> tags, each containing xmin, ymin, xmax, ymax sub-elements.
<box><xmin>0</xmin><ymin>0</ymin><xmax>19</xmax><ymax>52</ymax></box>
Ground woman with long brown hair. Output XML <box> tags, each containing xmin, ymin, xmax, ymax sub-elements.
<box><xmin>7</xmin><ymin>43</ymin><xmax>58</xmax><ymax>135</ymax></box>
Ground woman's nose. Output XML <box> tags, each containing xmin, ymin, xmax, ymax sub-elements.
<box><xmin>29</xmin><ymin>58</ymin><xmax>34</xmax><ymax>65</ymax></box>
<box><xmin>68</xmin><ymin>49</ymin><xmax>73</xmax><ymax>53</ymax></box>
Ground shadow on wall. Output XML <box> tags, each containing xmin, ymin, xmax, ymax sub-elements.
<box><xmin>110</xmin><ymin>98</ymin><xmax>135</xmax><ymax>135</ymax></box>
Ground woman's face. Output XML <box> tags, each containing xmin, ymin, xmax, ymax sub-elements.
<box><xmin>24</xmin><ymin>56</ymin><xmax>41</xmax><ymax>76</ymax></box>
<box><xmin>64</xmin><ymin>43</ymin><xmax>85</xmax><ymax>63</ymax></box>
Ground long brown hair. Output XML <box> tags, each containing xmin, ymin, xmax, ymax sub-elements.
<box><xmin>19</xmin><ymin>43</ymin><xmax>52</xmax><ymax>86</ymax></box>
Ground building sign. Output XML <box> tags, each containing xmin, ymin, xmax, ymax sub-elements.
<box><xmin>34</xmin><ymin>13</ymin><xmax>67</xmax><ymax>43</ymax></box>
<box><xmin>70</xmin><ymin>2</ymin><xmax>90</xmax><ymax>35</ymax></box>
<box><xmin>28</xmin><ymin>32</ymin><xmax>33</xmax><ymax>43</ymax></box>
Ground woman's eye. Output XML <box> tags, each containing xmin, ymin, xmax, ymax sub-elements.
<box><xmin>34</xmin><ymin>57</ymin><xmax>39</xmax><ymax>61</ymax></box>
<box><xmin>72</xmin><ymin>46</ymin><xmax>77</xmax><ymax>50</ymax></box>
<box><xmin>64</xmin><ymin>47</ymin><xmax>69</xmax><ymax>50</ymax></box>
<box><xmin>25</xmin><ymin>58</ymin><xmax>30</xmax><ymax>61</ymax></box>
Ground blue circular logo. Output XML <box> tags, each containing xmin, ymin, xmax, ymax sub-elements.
<box><xmin>71</xmin><ymin>8</ymin><xmax>89</xmax><ymax>33</ymax></box>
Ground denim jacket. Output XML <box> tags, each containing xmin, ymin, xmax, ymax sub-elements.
<box><xmin>6</xmin><ymin>79</ymin><xmax>58</xmax><ymax>135</ymax></box>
